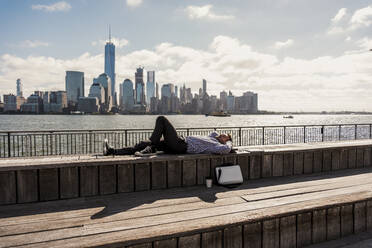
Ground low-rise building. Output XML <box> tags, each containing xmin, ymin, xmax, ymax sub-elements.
<box><xmin>77</xmin><ymin>97</ymin><xmax>100</xmax><ymax>113</ymax></box>
<box><xmin>44</xmin><ymin>91</ymin><xmax>68</xmax><ymax>113</ymax></box>
<box><xmin>21</xmin><ymin>94</ymin><xmax>43</xmax><ymax>113</ymax></box>
<box><xmin>3</xmin><ymin>94</ymin><xmax>25</xmax><ymax>112</ymax></box>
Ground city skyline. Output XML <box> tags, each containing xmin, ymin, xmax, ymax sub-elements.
<box><xmin>1</xmin><ymin>74</ymin><xmax>258</xmax><ymax>115</ymax></box>
<box><xmin>0</xmin><ymin>1</ymin><xmax>372</xmax><ymax>111</ymax></box>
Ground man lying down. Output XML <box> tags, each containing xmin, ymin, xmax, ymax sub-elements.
<box><xmin>103</xmin><ymin>116</ymin><xmax>233</xmax><ymax>156</ymax></box>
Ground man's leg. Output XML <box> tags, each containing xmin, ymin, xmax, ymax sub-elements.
<box><xmin>113</xmin><ymin>141</ymin><xmax>151</xmax><ymax>155</ymax></box>
<box><xmin>149</xmin><ymin>116</ymin><xmax>187</xmax><ymax>154</ymax></box>
<box><xmin>149</xmin><ymin>116</ymin><xmax>177</xmax><ymax>144</ymax></box>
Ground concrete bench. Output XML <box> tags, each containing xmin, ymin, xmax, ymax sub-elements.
<box><xmin>1</xmin><ymin>168</ymin><xmax>372</xmax><ymax>247</ymax></box>
<box><xmin>1</xmin><ymin>140</ymin><xmax>372</xmax><ymax>205</ymax></box>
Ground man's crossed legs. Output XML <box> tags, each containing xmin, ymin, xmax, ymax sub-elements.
<box><xmin>104</xmin><ymin>116</ymin><xmax>187</xmax><ymax>155</ymax></box>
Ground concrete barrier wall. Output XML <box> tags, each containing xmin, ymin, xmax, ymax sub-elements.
<box><xmin>125</xmin><ymin>199</ymin><xmax>372</xmax><ymax>248</ymax></box>
<box><xmin>1</xmin><ymin>144</ymin><xmax>372</xmax><ymax>205</ymax></box>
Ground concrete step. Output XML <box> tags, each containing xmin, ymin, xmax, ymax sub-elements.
<box><xmin>1</xmin><ymin>168</ymin><xmax>372</xmax><ymax>247</ymax></box>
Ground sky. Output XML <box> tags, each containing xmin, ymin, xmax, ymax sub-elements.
<box><xmin>0</xmin><ymin>0</ymin><xmax>372</xmax><ymax>111</ymax></box>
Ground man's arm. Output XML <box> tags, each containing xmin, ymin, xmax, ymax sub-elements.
<box><xmin>212</xmin><ymin>141</ymin><xmax>233</xmax><ymax>154</ymax></box>
<box><xmin>209</xmin><ymin>131</ymin><xmax>219</xmax><ymax>138</ymax></box>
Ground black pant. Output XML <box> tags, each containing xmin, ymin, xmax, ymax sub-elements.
<box><xmin>113</xmin><ymin>116</ymin><xmax>187</xmax><ymax>155</ymax></box>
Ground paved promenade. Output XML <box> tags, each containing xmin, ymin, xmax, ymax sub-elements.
<box><xmin>1</xmin><ymin>167</ymin><xmax>372</xmax><ymax>247</ymax></box>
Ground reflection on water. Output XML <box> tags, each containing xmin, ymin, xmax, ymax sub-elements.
<box><xmin>0</xmin><ymin>114</ymin><xmax>372</xmax><ymax>131</ymax></box>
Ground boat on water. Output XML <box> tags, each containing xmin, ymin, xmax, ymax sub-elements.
<box><xmin>205</xmin><ymin>111</ymin><xmax>231</xmax><ymax>117</ymax></box>
<box><xmin>283</xmin><ymin>115</ymin><xmax>294</xmax><ymax>119</ymax></box>
<box><xmin>70</xmin><ymin>111</ymin><xmax>83</xmax><ymax>115</ymax></box>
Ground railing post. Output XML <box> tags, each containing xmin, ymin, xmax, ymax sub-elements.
<box><xmin>370</xmin><ymin>124</ymin><xmax>371</xmax><ymax>139</ymax></box>
<box><xmin>303</xmin><ymin>126</ymin><xmax>306</xmax><ymax>143</ymax></box>
<box><xmin>262</xmin><ymin>127</ymin><xmax>265</xmax><ymax>145</ymax></box>
<box><xmin>187</xmin><ymin>128</ymin><xmax>190</xmax><ymax>136</ymax></box>
<box><xmin>283</xmin><ymin>126</ymin><xmax>286</xmax><ymax>144</ymax></box>
<box><xmin>7</xmin><ymin>132</ymin><xmax>11</xmax><ymax>157</ymax></box>
<box><xmin>42</xmin><ymin>134</ymin><xmax>45</xmax><ymax>156</ymax></box>
<box><xmin>239</xmin><ymin>127</ymin><xmax>242</xmax><ymax>146</ymax></box>
<box><xmin>338</xmin><ymin>125</ymin><xmax>341</xmax><ymax>141</ymax></box>
<box><xmin>125</xmin><ymin>130</ymin><xmax>128</xmax><ymax>147</ymax></box>
<box><xmin>355</xmin><ymin>124</ymin><xmax>357</xmax><ymax>140</ymax></box>
<box><xmin>89</xmin><ymin>131</ymin><xmax>92</xmax><ymax>153</ymax></box>
<box><xmin>321</xmin><ymin>126</ymin><xmax>324</xmax><ymax>142</ymax></box>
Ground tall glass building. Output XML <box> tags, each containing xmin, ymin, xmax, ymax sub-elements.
<box><xmin>122</xmin><ymin>79</ymin><xmax>134</xmax><ymax>111</ymax></box>
<box><xmin>105</xmin><ymin>39</ymin><xmax>115</xmax><ymax>105</ymax></box>
<box><xmin>203</xmin><ymin>79</ymin><xmax>207</xmax><ymax>96</ymax></box>
<box><xmin>88</xmin><ymin>83</ymin><xmax>105</xmax><ymax>104</ymax></box>
<box><xmin>65</xmin><ymin>71</ymin><xmax>84</xmax><ymax>104</ymax></box>
<box><xmin>93</xmin><ymin>73</ymin><xmax>112</xmax><ymax>110</ymax></box>
<box><xmin>146</xmin><ymin>71</ymin><xmax>155</xmax><ymax>106</ymax></box>
<box><xmin>135</xmin><ymin>67</ymin><xmax>145</xmax><ymax>105</ymax></box>
<box><xmin>161</xmin><ymin>84</ymin><xmax>175</xmax><ymax>98</ymax></box>
<box><xmin>16</xmin><ymin>79</ymin><xmax>23</xmax><ymax>97</ymax></box>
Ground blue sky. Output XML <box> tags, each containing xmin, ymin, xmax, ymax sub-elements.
<box><xmin>0</xmin><ymin>0</ymin><xmax>372</xmax><ymax>111</ymax></box>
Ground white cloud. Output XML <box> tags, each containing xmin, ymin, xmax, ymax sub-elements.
<box><xmin>31</xmin><ymin>1</ymin><xmax>71</xmax><ymax>12</ymax></box>
<box><xmin>92</xmin><ymin>37</ymin><xmax>129</xmax><ymax>48</ymax></box>
<box><xmin>185</xmin><ymin>5</ymin><xmax>234</xmax><ymax>21</ymax></box>
<box><xmin>19</xmin><ymin>40</ymin><xmax>50</xmax><ymax>48</ymax></box>
<box><xmin>331</xmin><ymin>8</ymin><xmax>347</xmax><ymax>23</ymax></box>
<box><xmin>328</xmin><ymin>5</ymin><xmax>372</xmax><ymax>34</ymax></box>
<box><xmin>350</xmin><ymin>5</ymin><xmax>372</xmax><ymax>30</ymax></box>
<box><xmin>356</xmin><ymin>37</ymin><xmax>372</xmax><ymax>50</ymax></box>
<box><xmin>2</xmin><ymin>36</ymin><xmax>372</xmax><ymax>111</ymax></box>
<box><xmin>126</xmin><ymin>0</ymin><xmax>143</xmax><ymax>8</ymax></box>
<box><xmin>327</xmin><ymin>26</ymin><xmax>345</xmax><ymax>35</ymax></box>
<box><xmin>274</xmin><ymin>39</ymin><xmax>294</xmax><ymax>49</ymax></box>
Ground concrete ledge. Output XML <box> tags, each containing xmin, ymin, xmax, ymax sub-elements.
<box><xmin>1</xmin><ymin>140</ymin><xmax>372</xmax><ymax>205</ymax></box>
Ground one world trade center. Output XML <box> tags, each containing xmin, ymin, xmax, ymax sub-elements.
<box><xmin>104</xmin><ymin>26</ymin><xmax>116</xmax><ymax>105</ymax></box>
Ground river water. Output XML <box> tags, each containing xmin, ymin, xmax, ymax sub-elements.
<box><xmin>1</xmin><ymin>114</ymin><xmax>372</xmax><ymax>131</ymax></box>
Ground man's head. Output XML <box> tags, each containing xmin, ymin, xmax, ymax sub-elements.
<box><xmin>217</xmin><ymin>133</ymin><xmax>232</xmax><ymax>144</ymax></box>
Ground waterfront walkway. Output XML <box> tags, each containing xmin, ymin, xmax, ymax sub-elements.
<box><xmin>1</xmin><ymin>168</ymin><xmax>372</xmax><ymax>247</ymax></box>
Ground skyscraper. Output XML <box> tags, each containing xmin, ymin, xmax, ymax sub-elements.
<box><xmin>119</xmin><ymin>83</ymin><xmax>123</xmax><ymax>108</ymax></box>
<box><xmin>93</xmin><ymin>73</ymin><xmax>112</xmax><ymax>111</ymax></box>
<box><xmin>227</xmin><ymin>91</ymin><xmax>235</xmax><ymax>112</ymax></box>
<box><xmin>16</xmin><ymin>79</ymin><xmax>23</xmax><ymax>97</ymax></box>
<box><xmin>65</xmin><ymin>71</ymin><xmax>84</xmax><ymax>104</ymax></box>
<box><xmin>180</xmin><ymin>84</ymin><xmax>186</xmax><ymax>103</ymax></box>
<box><xmin>185</xmin><ymin>88</ymin><xmax>192</xmax><ymax>103</ymax></box>
<box><xmin>104</xmin><ymin>27</ymin><xmax>116</xmax><ymax>105</ymax></box>
<box><xmin>146</xmin><ymin>71</ymin><xmax>155</xmax><ymax>106</ymax></box>
<box><xmin>203</xmin><ymin>79</ymin><xmax>207</xmax><ymax>96</ymax></box>
<box><xmin>156</xmin><ymin>82</ymin><xmax>159</xmax><ymax>99</ymax></box>
<box><xmin>88</xmin><ymin>82</ymin><xmax>105</xmax><ymax>105</ymax></box>
<box><xmin>161</xmin><ymin>84</ymin><xmax>175</xmax><ymax>98</ymax></box>
<box><xmin>135</xmin><ymin>67</ymin><xmax>145</xmax><ymax>105</ymax></box>
<box><xmin>122</xmin><ymin>79</ymin><xmax>134</xmax><ymax>111</ymax></box>
<box><xmin>220</xmin><ymin>90</ymin><xmax>228</xmax><ymax>111</ymax></box>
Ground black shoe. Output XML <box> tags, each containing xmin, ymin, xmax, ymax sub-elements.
<box><xmin>103</xmin><ymin>139</ymin><xmax>114</xmax><ymax>156</ymax></box>
<box><xmin>134</xmin><ymin>145</ymin><xmax>156</xmax><ymax>157</ymax></box>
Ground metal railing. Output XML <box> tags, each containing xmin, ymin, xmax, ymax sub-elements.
<box><xmin>1</xmin><ymin>123</ymin><xmax>371</xmax><ymax>158</ymax></box>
